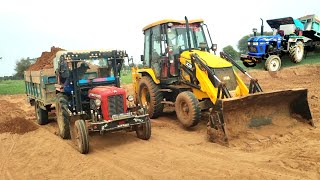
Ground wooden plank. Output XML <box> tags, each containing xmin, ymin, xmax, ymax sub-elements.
<box><xmin>41</xmin><ymin>68</ymin><xmax>55</xmax><ymax>76</ymax></box>
<box><xmin>32</xmin><ymin>77</ymin><xmax>41</xmax><ymax>84</ymax></box>
<box><xmin>30</xmin><ymin>71</ymin><xmax>41</xmax><ymax>77</ymax></box>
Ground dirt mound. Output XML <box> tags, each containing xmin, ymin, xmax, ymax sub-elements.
<box><xmin>27</xmin><ymin>46</ymin><xmax>64</xmax><ymax>71</ymax></box>
<box><xmin>0</xmin><ymin>117</ymin><xmax>38</xmax><ymax>134</ymax></box>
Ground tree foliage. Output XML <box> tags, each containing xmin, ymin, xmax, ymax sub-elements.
<box><xmin>222</xmin><ymin>45</ymin><xmax>239</xmax><ymax>60</ymax></box>
<box><xmin>237</xmin><ymin>32</ymin><xmax>273</xmax><ymax>55</ymax></box>
<box><xmin>14</xmin><ymin>57</ymin><xmax>36</xmax><ymax>79</ymax></box>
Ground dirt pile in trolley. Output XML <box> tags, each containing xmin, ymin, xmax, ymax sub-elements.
<box><xmin>27</xmin><ymin>46</ymin><xmax>64</xmax><ymax>71</ymax></box>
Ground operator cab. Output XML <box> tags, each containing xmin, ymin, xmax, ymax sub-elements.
<box><xmin>141</xmin><ymin>19</ymin><xmax>215</xmax><ymax>84</ymax></box>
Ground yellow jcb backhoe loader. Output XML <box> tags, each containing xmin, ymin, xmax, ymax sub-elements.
<box><xmin>131</xmin><ymin>17</ymin><xmax>314</xmax><ymax>144</ymax></box>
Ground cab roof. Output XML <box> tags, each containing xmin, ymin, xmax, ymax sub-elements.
<box><xmin>143</xmin><ymin>19</ymin><xmax>204</xmax><ymax>31</ymax></box>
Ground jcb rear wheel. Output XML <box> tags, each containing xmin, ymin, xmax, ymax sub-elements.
<box><xmin>138</xmin><ymin>76</ymin><xmax>163</xmax><ymax>118</ymax></box>
<box><xmin>175</xmin><ymin>91</ymin><xmax>201</xmax><ymax>128</ymax></box>
<box><xmin>74</xmin><ymin>120</ymin><xmax>89</xmax><ymax>154</ymax></box>
<box><xmin>289</xmin><ymin>41</ymin><xmax>304</xmax><ymax>63</ymax></box>
<box><xmin>265</xmin><ymin>55</ymin><xmax>281</xmax><ymax>71</ymax></box>
<box><xmin>56</xmin><ymin>93</ymin><xmax>71</xmax><ymax>139</ymax></box>
<box><xmin>136</xmin><ymin>117</ymin><xmax>151</xmax><ymax>140</ymax></box>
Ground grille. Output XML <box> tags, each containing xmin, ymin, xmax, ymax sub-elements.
<box><xmin>107</xmin><ymin>95</ymin><xmax>124</xmax><ymax>117</ymax></box>
<box><xmin>248</xmin><ymin>45</ymin><xmax>257</xmax><ymax>53</ymax></box>
<box><xmin>213</xmin><ymin>67</ymin><xmax>237</xmax><ymax>91</ymax></box>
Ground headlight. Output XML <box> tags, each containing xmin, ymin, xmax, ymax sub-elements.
<box><xmin>247</xmin><ymin>42</ymin><xmax>250</xmax><ymax>45</ymax></box>
<box><xmin>252</xmin><ymin>42</ymin><xmax>258</xmax><ymax>46</ymax></box>
<box><xmin>127</xmin><ymin>95</ymin><xmax>134</xmax><ymax>102</ymax></box>
<box><xmin>94</xmin><ymin>99</ymin><xmax>101</xmax><ymax>106</ymax></box>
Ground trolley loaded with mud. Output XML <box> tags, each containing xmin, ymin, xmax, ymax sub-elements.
<box><xmin>133</xmin><ymin>17</ymin><xmax>315</xmax><ymax>145</ymax></box>
<box><xmin>25</xmin><ymin>50</ymin><xmax>151</xmax><ymax>154</ymax></box>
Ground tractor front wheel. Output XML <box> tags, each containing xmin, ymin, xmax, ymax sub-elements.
<box><xmin>265</xmin><ymin>55</ymin><xmax>281</xmax><ymax>71</ymax></box>
<box><xmin>136</xmin><ymin>117</ymin><xmax>151</xmax><ymax>140</ymax></box>
<box><xmin>289</xmin><ymin>41</ymin><xmax>304</xmax><ymax>63</ymax></box>
<box><xmin>138</xmin><ymin>76</ymin><xmax>163</xmax><ymax>118</ymax></box>
<box><xmin>74</xmin><ymin>120</ymin><xmax>89</xmax><ymax>154</ymax></box>
<box><xmin>56</xmin><ymin>93</ymin><xmax>71</xmax><ymax>139</ymax></box>
<box><xmin>175</xmin><ymin>91</ymin><xmax>201</xmax><ymax>128</ymax></box>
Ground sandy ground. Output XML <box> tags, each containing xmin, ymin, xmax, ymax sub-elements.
<box><xmin>1</xmin><ymin>64</ymin><xmax>320</xmax><ymax>180</ymax></box>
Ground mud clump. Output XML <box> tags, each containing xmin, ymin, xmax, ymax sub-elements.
<box><xmin>27</xmin><ymin>46</ymin><xmax>64</xmax><ymax>71</ymax></box>
<box><xmin>0</xmin><ymin>117</ymin><xmax>38</xmax><ymax>135</ymax></box>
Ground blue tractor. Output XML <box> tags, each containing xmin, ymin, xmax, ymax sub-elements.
<box><xmin>240</xmin><ymin>17</ymin><xmax>308</xmax><ymax>71</ymax></box>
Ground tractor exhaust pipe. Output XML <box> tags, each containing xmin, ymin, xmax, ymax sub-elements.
<box><xmin>260</xmin><ymin>18</ymin><xmax>264</xmax><ymax>36</ymax></box>
<box><xmin>185</xmin><ymin>16</ymin><xmax>192</xmax><ymax>52</ymax></box>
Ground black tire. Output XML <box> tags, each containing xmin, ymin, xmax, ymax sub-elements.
<box><xmin>136</xmin><ymin>117</ymin><xmax>151</xmax><ymax>140</ymax></box>
<box><xmin>56</xmin><ymin>93</ymin><xmax>71</xmax><ymax>139</ymax></box>
<box><xmin>265</xmin><ymin>55</ymin><xmax>281</xmax><ymax>71</ymax></box>
<box><xmin>138</xmin><ymin>76</ymin><xmax>163</xmax><ymax>118</ymax></box>
<box><xmin>35</xmin><ymin>103</ymin><xmax>49</xmax><ymax>125</ymax></box>
<box><xmin>289</xmin><ymin>41</ymin><xmax>304</xmax><ymax>63</ymax></box>
<box><xmin>75</xmin><ymin>120</ymin><xmax>89</xmax><ymax>154</ymax></box>
<box><xmin>175</xmin><ymin>91</ymin><xmax>201</xmax><ymax>128</ymax></box>
<box><xmin>243</xmin><ymin>62</ymin><xmax>256</xmax><ymax>67</ymax></box>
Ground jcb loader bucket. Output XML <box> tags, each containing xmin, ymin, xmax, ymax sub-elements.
<box><xmin>207</xmin><ymin>88</ymin><xmax>314</xmax><ymax>145</ymax></box>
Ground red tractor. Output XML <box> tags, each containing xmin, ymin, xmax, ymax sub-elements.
<box><xmin>53</xmin><ymin>50</ymin><xmax>151</xmax><ymax>153</ymax></box>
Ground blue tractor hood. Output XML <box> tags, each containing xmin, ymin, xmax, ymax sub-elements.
<box><xmin>248</xmin><ymin>35</ymin><xmax>281</xmax><ymax>42</ymax></box>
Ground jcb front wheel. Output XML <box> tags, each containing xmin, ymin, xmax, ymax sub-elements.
<box><xmin>138</xmin><ymin>76</ymin><xmax>163</xmax><ymax>118</ymax></box>
<box><xmin>175</xmin><ymin>91</ymin><xmax>201</xmax><ymax>128</ymax></box>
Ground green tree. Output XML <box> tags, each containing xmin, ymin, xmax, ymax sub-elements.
<box><xmin>237</xmin><ymin>32</ymin><xmax>273</xmax><ymax>55</ymax></box>
<box><xmin>14</xmin><ymin>57</ymin><xmax>36</xmax><ymax>79</ymax></box>
<box><xmin>222</xmin><ymin>45</ymin><xmax>239</xmax><ymax>60</ymax></box>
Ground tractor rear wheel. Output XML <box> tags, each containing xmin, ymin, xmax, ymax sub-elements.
<box><xmin>289</xmin><ymin>41</ymin><xmax>304</xmax><ymax>63</ymax></box>
<box><xmin>35</xmin><ymin>102</ymin><xmax>49</xmax><ymax>125</ymax></box>
<box><xmin>56</xmin><ymin>93</ymin><xmax>71</xmax><ymax>139</ymax></box>
<box><xmin>74</xmin><ymin>120</ymin><xmax>89</xmax><ymax>154</ymax></box>
<box><xmin>136</xmin><ymin>117</ymin><xmax>151</xmax><ymax>140</ymax></box>
<box><xmin>138</xmin><ymin>76</ymin><xmax>163</xmax><ymax>118</ymax></box>
<box><xmin>265</xmin><ymin>55</ymin><xmax>281</xmax><ymax>71</ymax></box>
<box><xmin>175</xmin><ymin>91</ymin><xmax>201</xmax><ymax>128</ymax></box>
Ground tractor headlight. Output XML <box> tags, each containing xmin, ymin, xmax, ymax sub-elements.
<box><xmin>252</xmin><ymin>42</ymin><xmax>258</xmax><ymax>46</ymax></box>
<box><xmin>94</xmin><ymin>99</ymin><xmax>101</xmax><ymax>107</ymax></box>
<box><xmin>127</xmin><ymin>95</ymin><xmax>134</xmax><ymax>102</ymax></box>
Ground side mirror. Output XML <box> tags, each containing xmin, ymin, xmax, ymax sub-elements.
<box><xmin>211</xmin><ymin>44</ymin><xmax>217</xmax><ymax>54</ymax></box>
<box><xmin>140</xmin><ymin>55</ymin><xmax>144</xmax><ymax>62</ymax></box>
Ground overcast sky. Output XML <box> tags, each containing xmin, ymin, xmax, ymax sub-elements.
<box><xmin>0</xmin><ymin>0</ymin><xmax>319</xmax><ymax>76</ymax></box>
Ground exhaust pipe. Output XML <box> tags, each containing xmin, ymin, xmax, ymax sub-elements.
<box><xmin>260</xmin><ymin>18</ymin><xmax>264</xmax><ymax>36</ymax></box>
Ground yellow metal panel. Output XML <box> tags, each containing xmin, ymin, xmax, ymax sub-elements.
<box><xmin>234</xmin><ymin>72</ymin><xmax>249</xmax><ymax>96</ymax></box>
<box><xmin>192</xmin><ymin>88</ymin><xmax>209</xmax><ymax>100</ymax></box>
<box><xmin>180</xmin><ymin>50</ymin><xmax>232</xmax><ymax>68</ymax></box>
<box><xmin>137</xmin><ymin>68</ymin><xmax>160</xmax><ymax>84</ymax></box>
<box><xmin>143</xmin><ymin>19</ymin><xmax>204</xmax><ymax>31</ymax></box>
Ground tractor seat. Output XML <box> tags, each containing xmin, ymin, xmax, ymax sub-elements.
<box><xmin>278</xmin><ymin>30</ymin><xmax>284</xmax><ymax>36</ymax></box>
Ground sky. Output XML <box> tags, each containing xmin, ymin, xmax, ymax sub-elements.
<box><xmin>0</xmin><ymin>0</ymin><xmax>319</xmax><ymax>76</ymax></box>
